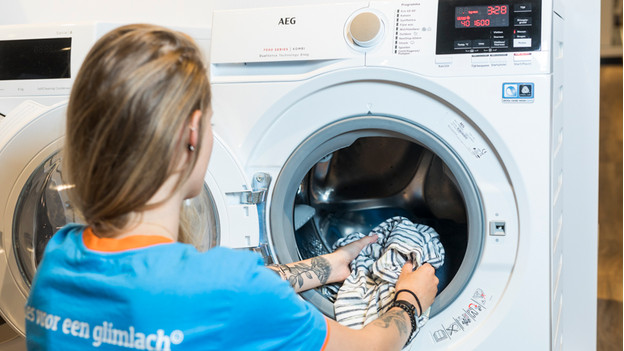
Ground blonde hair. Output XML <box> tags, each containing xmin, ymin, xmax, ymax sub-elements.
<box><xmin>179</xmin><ymin>189</ymin><xmax>219</xmax><ymax>251</ymax></box>
<box><xmin>64</xmin><ymin>24</ymin><xmax>211</xmax><ymax>237</ymax></box>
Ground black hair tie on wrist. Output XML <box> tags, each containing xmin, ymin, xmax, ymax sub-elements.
<box><xmin>395</xmin><ymin>289</ymin><xmax>423</xmax><ymax>317</ymax></box>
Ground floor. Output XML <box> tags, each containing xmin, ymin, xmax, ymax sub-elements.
<box><xmin>596</xmin><ymin>63</ymin><xmax>623</xmax><ymax>351</ymax></box>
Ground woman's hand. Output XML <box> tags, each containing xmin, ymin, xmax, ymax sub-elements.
<box><xmin>329</xmin><ymin>235</ymin><xmax>378</xmax><ymax>283</ymax></box>
<box><xmin>394</xmin><ymin>262</ymin><xmax>439</xmax><ymax>315</ymax></box>
<box><xmin>324</xmin><ymin>260</ymin><xmax>438</xmax><ymax>351</ymax></box>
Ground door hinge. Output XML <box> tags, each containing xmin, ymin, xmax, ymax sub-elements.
<box><xmin>225</xmin><ymin>172</ymin><xmax>271</xmax><ymax>205</ymax></box>
<box><xmin>226</xmin><ymin>189</ymin><xmax>267</xmax><ymax>205</ymax></box>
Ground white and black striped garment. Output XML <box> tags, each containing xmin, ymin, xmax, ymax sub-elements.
<box><xmin>320</xmin><ymin>216</ymin><xmax>445</xmax><ymax>337</ymax></box>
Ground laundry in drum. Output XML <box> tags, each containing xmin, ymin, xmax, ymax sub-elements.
<box><xmin>320</xmin><ymin>216</ymin><xmax>445</xmax><ymax>332</ymax></box>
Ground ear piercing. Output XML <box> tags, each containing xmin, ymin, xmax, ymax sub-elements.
<box><xmin>188</xmin><ymin>126</ymin><xmax>197</xmax><ymax>151</ymax></box>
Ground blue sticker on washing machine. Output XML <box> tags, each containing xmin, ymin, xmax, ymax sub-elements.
<box><xmin>502</xmin><ymin>82</ymin><xmax>534</xmax><ymax>102</ymax></box>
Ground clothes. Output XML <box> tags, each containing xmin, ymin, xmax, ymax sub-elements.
<box><xmin>26</xmin><ymin>224</ymin><xmax>329</xmax><ymax>351</ymax></box>
<box><xmin>321</xmin><ymin>216</ymin><xmax>445</xmax><ymax>340</ymax></box>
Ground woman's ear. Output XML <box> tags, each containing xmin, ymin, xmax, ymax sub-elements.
<box><xmin>188</xmin><ymin>110</ymin><xmax>202</xmax><ymax>151</ymax></box>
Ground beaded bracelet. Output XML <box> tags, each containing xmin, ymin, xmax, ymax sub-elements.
<box><xmin>390</xmin><ymin>299</ymin><xmax>417</xmax><ymax>347</ymax></box>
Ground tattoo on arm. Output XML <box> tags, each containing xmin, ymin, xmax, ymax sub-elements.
<box><xmin>267</xmin><ymin>256</ymin><xmax>332</xmax><ymax>289</ymax></box>
<box><xmin>373</xmin><ymin>309</ymin><xmax>409</xmax><ymax>339</ymax></box>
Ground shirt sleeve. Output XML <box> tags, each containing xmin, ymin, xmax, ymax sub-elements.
<box><xmin>227</xmin><ymin>259</ymin><xmax>329</xmax><ymax>351</ymax></box>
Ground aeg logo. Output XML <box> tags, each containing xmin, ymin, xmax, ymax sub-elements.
<box><xmin>278</xmin><ymin>17</ymin><xmax>296</xmax><ymax>25</ymax></box>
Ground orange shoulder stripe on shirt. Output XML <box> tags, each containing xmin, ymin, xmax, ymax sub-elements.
<box><xmin>82</xmin><ymin>227</ymin><xmax>174</xmax><ymax>252</ymax></box>
<box><xmin>321</xmin><ymin>317</ymin><xmax>331</xmax><ymax>351</ymax></box>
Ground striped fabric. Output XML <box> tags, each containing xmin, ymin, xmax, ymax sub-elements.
<box><xmin>321</xmin><ymin>216</ymin><xmax>445</xmax><ymax>341</ymax></box>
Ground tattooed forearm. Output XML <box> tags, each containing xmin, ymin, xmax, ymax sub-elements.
<box><xmin>372</xmin><ymin>308</ymin><xmax>409</xmax><ymax>339</ymax></box>
<box><xmin>267</xmin><ymin>256</ymin><xmax>332</xmax><ymax>289</ymax></box>
<box><xmin>310</xmin><ymin>257</ymin><xmax>331</xmax><ymax>285</ymax></box>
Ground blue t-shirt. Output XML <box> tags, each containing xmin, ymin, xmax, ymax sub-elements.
<box><xmin>26</xmin><ymin>224</ymin><xmax>328</xmax><ymax>351</ymax></box>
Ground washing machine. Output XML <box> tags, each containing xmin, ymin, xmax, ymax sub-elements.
<box><xmin>208</xmin><ymin>0</ymin><xmax>580</xmax><ymax>349</ymax></box>
<box><xmin>0</xmin><ymin>22</ymin><xmax>261</xmax><ymax>348</ymax></box>
<box><xmin>0</xmin><ymin>22</ymin><xmax>116</xmax><ymax>349</ymax></box>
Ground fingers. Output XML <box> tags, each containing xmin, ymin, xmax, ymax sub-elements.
<box><xmin>417</xmin><ymin>263</ymin><xmax>439</xmax><ymax>284</ymax></box>
<box><xmin>333</xmin><ymin>235</ymin><xmax>379</xmax><ymax>273</ymax></box>
<box><xmin>418</xmin><ymin>262</ymin><xmax>435</xmax><ymax>272</ymax></box>
<box><xmin>401</xmin><ymin>261</ymin><xmax>434</xmax><ymax>275</ymax></box>
<box><xmin>367</xmin><ymin>234</ymin><xmax>378</xmax><ymax>245</ymax></box>
<box><xmin>351</xmin><ymin>235</ymin><xmax>378</xmax><ymax>251</ymax></box>
<box><xmin>401</xmin><ymin>260</ymin><xmax>414</xmax><ymax>273</ymax></box>
<box><xmin>360</xmin><ymin>234</ymin><xmax>378</xmax><ymax>246</ymax></box>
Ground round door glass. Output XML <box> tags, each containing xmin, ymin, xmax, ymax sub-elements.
<box><xmin>12</xmin><ymin>150</ymin><xmax>220</xmax><ymax>287</ymax></box>
<box><xmin>268</xmin><ymin>116</ymin><xmax>483</xmax><ymax>317</ymax></box>
<box><xmin>12</xmin><ymin>151</ymin><xmax>78</xmax><ymax>285</ymax></box>
<box><xmin>294</xmin><ymin>137</ymin><xmax>468</xmax><ymax>291</ymax></box>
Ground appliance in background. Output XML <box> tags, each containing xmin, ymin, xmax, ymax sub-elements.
<box><xmin>208</xmin><ymin>0</ymin><xmax>596</xmax><ymax>349</ymax></box>
<box><xmin>0</xmin><ymin>22</ymin><xmax>117</xmax><ymax>349</ymax></box>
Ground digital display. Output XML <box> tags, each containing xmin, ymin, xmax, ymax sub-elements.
<box><xmin>455</xmin><ymin>5</ymin><xmax>510</xmax><ymax>28</ymax></box>
<box><xmin>0</xmin><ymin>38</ymin><xmax>71</xmax><ymax>81</ymax></box>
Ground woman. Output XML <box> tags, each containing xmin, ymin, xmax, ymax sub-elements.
<box><xmin>25</xmin><ymin>24</ymin><xmax>438</xmax><ymax>351</ymax></box>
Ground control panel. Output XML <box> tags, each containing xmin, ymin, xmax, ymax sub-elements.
<box><xmin>366</xmin><ymin>0</ymin><xmax>551</xmax><ymax>76</ymax></box>
<box><xmin>210</xmin><ymin>1</ymin><xmax>551</xmax><ymax>82</ymax></box>
<box><xmin>0</xmin><ymin>23</ymin><xmax>211</xmax><ymax>99</ymax></box>
<box><xmin>0</xmin><ymin>23</ymin><xmax>117</xmax><ymax>98</ymax></box>
<box><xmin>436</xmin><ymin>0</ymin><xmax>542</xmax><ymax>55</ymax></box>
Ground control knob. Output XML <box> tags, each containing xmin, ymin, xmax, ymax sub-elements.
<box><xmin>348</xmin><ymin>12</ymin><xmax>383</xmax><ymax>48</ymax></box>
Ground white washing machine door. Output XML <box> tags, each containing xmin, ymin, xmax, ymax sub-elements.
<box><xmin>0</xmin><ymin>101</ymin><xmax>259</xmax><ymax>336</ymax></box>
<box><xmin>0</xmin><ymin>101</ymin><xmax>67</xmax><ymax>336</ymax></box>
<box><xmin>178</xmin><ymin>133</ymin><xmax>261</xmax><ymax>252</ymax></box>
<box><xmin>205</xmin><ymin>134</ymin><xmax>261</xmax><ymax>249</ymax></box>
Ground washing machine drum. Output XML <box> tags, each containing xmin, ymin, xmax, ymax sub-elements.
<box><xmin>268</xmin><ymin>117</ymin><xmax>486</xmax><ymax>319</ymax></box>
<box><xmin>295</xmin><ymin>137</ymin><xmax>467</xmax><ymax>251</ymax></box>
<box><xmin>293</xmin><ymin>137</ymin><xmax>468</xmax><ymax>307</ymax></box>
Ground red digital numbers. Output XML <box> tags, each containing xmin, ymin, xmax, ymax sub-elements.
<box><xmin>456</xmin><ymin>5</ymin><xmax>508</xmax><ymax>28</ymax></box>
<box><xmin>487</xmin><ymin>5</ymin><xmax>508</xmax><ymax>15</ymax></box>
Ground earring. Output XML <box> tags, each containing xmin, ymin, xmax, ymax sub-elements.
<box><xmin>188</xmin><ymin>144</ymin><xmax>195</xmax><ymax>152</ymax></box>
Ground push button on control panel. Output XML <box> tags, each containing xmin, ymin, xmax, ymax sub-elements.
<box><xmin>454</xmin><ymin>40</ymin><xmax>472</xmax><ymax>50</ymax></box>
<box><xmin>492</xmin><ymin>39</ymin><xmax>509</xmax><ymax>48</ymax></box>
<box><xmin>514</xmin><ymin>17</ymin><xmax>533</xmax><ymax>26</ymax></box>
<box><xmin>513</xmin><ymin>38</ymin><xmax>532</xmax><ymax>48</ymax></box>
<box><xmin>473</xmin><ymin>39</ymin><xmax>490</xmax><ymax>49</ymax></box>
<box><xmin>514</xmin><ymin>3</ymin><xmax>532</xmax><ymax>12</ymax></box>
